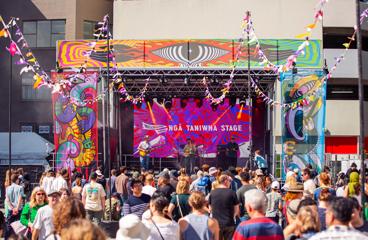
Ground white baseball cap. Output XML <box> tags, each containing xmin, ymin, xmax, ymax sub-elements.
<box><xmin>271</xmin><ymin>181</ymin><xmax>280</xmax><ymax>190</ymax></box>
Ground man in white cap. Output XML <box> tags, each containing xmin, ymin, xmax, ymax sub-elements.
<box><xmin>265</xmin><ymin>181</ymin><xmax>282</xmax><ymax>223</ymax></box>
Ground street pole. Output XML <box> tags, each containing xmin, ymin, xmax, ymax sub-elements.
<box><xmin>105</xmin><ymin>15</ymin><xmax>112</xmax><ymax>221</ymax></box>
<box><xmin>246</xmin><ymin>11</ymin><xmax>253</xmax><ymax>169</ymax></box>
<box><xmin>8</xmin><ymin>20</ymin><xmax>13</xmax><ymax>177</ymax></box>
<box><xmin>356</xmin><ymin>0</ymin><xmax>366</xmax><ymax>206</ymax></box>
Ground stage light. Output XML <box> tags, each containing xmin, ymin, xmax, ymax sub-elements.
<box><xmin>184</xmin><ymin>76</ymin><xmax>190</xmax><ymax>85</ymax></box>
<box><xmin>159</xmin><ymin>74</ymin><xmax>168</xmax><ymax>85</ymax></box>
<box><xmin>157</xmin><ymin>97</ymin><xmax>165</xmax><ymax>105</ymax></box>
<box><xmin>145</xmin><ymin>97</ymin><xmax>154</xmax><ymax>107</ymax></box>
<box><xmin>180</xmin><ymin>98</ymin><xmax>188</xmax><ymax>108</ymax></box>
<box><xmin>210</xmin><ymin>75</ymin><xmax>220</xmax><ymax>85</ymax></box>
<box><xmin>164</xmin><ymin>98</ymin><xmax>172</xmax><ymax>110</ymax></box>
<box><xmin>229</xmin><ymin>96</ymin><xmax>236</xmax><ymax>107</ymax></box>
<box><xmin>211</xmin><ymin>103</ymin><xmax>218</xmax><ymax>111</ymax></box>
<box><xmin>194</xmin><ymin>98</ymin><xmax>203</xmax><ymax>108</ymax></box>
<box><xmin>239</xmin><ymin>97</ymin><xmax>246</xmax><ymax>106</ymax></box>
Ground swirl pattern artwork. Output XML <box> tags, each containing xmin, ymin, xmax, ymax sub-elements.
<box><xmin>281</xmin><ymin>70</ymin><xmax>326</xmax><ymax>178</ymax></box>
<box><xmin>52</xmin><ymin>72</ymin><xmax>99</xmax><ymax>171</ymax></box>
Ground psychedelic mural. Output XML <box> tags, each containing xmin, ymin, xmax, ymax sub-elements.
<box><xmin>281</xmin><ymin>70</ymin><xmax>326</xmax><ymax>178</ymax></box>
<box><xmin>57</xmin><ymin>39</ymin><xmax>322</xmax><ymax>69</ymax></box>
<box><xmin>52</xmin><ymin>72</ymin><xmax>98</xmax><ymax>171</ymax></box>
<box><xmin>134</xmin><ymin>98</ymin><xmax>250</xmax><ymax>158</ymax></box>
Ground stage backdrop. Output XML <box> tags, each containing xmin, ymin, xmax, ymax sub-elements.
<box><xmin>281</xmin><ymin>70</ymin><xmax>326</xmax><ymax>178</ymax></box>
<box><xmin>52</xmin><ymin>72</ymin><xmax>98</xmax><ymax>172</ymax></box>
<box><xmin>134</xmin><ymin>98</ymin><xmax>250</xmax><ymax>158</ymax></box>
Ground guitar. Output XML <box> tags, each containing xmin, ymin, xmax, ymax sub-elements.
<box><xmin>138</xmin><ymin>145</ymin><xmax>160</xmax><ymax>157</ymax></box>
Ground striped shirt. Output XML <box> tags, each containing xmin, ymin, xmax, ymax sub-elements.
<box><xmin>122</xmin><ymin>193</ymin><xmax>151</xmax><ymax>219</ymax></box>
<box><xmin>233</xmin><ymin>217</ymin><xmax>284</xmax><ymax>240</ymax></box>
<box><xmin>309</xmin><ymin>225</ymin><xmax>368</xmax><ymax>240</ymax></box>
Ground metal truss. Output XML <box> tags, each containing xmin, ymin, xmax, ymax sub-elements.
<box><xmin>100</xmin><ymin>68</ymin><xmax>278</xmax><ymax>98</ymax></box>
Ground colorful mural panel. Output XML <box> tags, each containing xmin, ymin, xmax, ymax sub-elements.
<box><xmin>52</xmin><ymin>72</ymin><xmax>99</xmax><ymax>171</ymax></box>
<box><xmin>57</xmin><ymin>39</ymin><xmax>322</xmax><ymax>69</ymax></box>
<box><xmin>281</xmin><ymin>70</ymin><xmax>326</xmax><ymax>178</ymax></box>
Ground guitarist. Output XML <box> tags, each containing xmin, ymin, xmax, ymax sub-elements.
<box><xmin>183</xmin><ymin>138</ymin><xmax>197</xmax><ymax>174</ymax></box>
<box><xmin>138</xmin><ymin>135</ymin><xmax>151</xmax><ymax>170</ymax></box>
<box><xmin>226</xmin><ymin>136</ymin><xmax>239</xmax><ymax>168</ymax></box>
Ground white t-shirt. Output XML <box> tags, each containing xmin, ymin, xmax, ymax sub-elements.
<box><xmin>42</xmin><ymin>176</ymin><xmax>55</xmax><ymax>195</ymax></box>
<box><xmin>82</xmin><ymin>181</ymin><xmax>106</xmax><ymax>211</ymax></box>
<box><xmin>33</xmin><ymin>205</ymin><xmax>54</xmax><ymax>240</ymax></box>
<box><xmin>138</xmin><ymin>141</ymin><xmax>151</xmax><ymax>156</ymax></box>
<box><xmin>143</xmin><ymin>220</ymin><xmax>180</xmax><ymax>240</ymax></box>
<box><xmin>52</xmin><ymin>176</ymin><xmax>68</xmax><ymax>192</ymax></box>
<box><xmin>304</xmin><ymin>179</ymin><xmax>316</xmax><ymax>197</ymax></box>
<box><xmin>142</xmin><ymin>185</ymin><xmax>157</xmax><ymax>197</ymax></box>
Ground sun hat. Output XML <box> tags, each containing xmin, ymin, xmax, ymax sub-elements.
<box><xmin>287</xmin><ymin>183</ymin><xmax>304</xmax><ymax>193</ymax></box>
<box><xmin>116</xmin><ymin>214</ymin><xmax>150</xmax><ymax>240</ymax></box>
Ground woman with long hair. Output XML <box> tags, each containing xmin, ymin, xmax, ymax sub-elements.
<box><xmin>314</xmin><ymin>172</ymin><xmax>336</xmax><ymax>202</ymax></box>
<box><xmin>285</xmin><ymin>206</ymin><xmax>320</xmax><ymax>240</ymax></box>
<box><xmin>20</xmin><ymin>187</ymin><xmax>47</xmax><ymax>234</ymax></box>
<box><xmin>317</xmin><ymin>187</ymin><xmax>332</xmax><ymax>230</ymax></box>
<box><xmin>72</xmin><ymin>177</ymin><xmax>83</xmax><ymax>199</ymax></box>
<box><xmin>168</xmin><ymin>180</ymin><xmax>191</xmax><ymax>221</ymax></box>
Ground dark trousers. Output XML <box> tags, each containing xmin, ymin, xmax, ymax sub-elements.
<box><xmin>228</xmin><ymin>157</ymin><xmax>238</xmax><ymax>168</ymax></box>
<box><xmin>5</xmin><ymin>210</ymin><xmax>21</xmax><ymax>239</ymax></box>
<box><xmin>219</xmin><ymin>225</ymin><xmax>236</xmax><ymax>240</ymax></box>
<box><xmin>183</xmin><ymin>156</ymin><xmax>196</xmax><ymax>174</ymax></box>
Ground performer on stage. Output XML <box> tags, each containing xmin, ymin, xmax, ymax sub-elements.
<box><xmin>226</xmin><ymin>136</ymin><xmax>239</xmax><ymax>167</ymax></box>
<box><xmin>138</xmin><ymin>135</ymin><xmax>151</xmax><ymax>170</ymax></box>
<box><xmin>254</xmin><ymin>149</ymin><xmax>268</xmax><ymax>175</ymax></box>
<box><xmin>183</xmin><ymin>138</ymin><xmax>197</xmax><ymax>174</ymax></box>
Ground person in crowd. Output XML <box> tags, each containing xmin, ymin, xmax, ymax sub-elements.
<box><xmin>208</xmin><ymin>174</ymin><xmax>239</xmax><ymax>240</ymax></box>
<box><xmin>0</xmin><ymin>210</ymin><xmax>4</xmax><ymax>238</ymax></box>
<box><xmin>142</xmin><ymin>174</ymin><xmax>157</xmax><ymax>197</ymax></box>
<box><xmin>60</xmin><ymin>218</ymin><xmax>107</xmax><ymax>240</ymax></box>
<box><xmin>170</xmin><ymin>169</ymin><xmax>179</xmax><ymax>189</ymax></box>
<box><xmin>282</xmin><ymin>175</ymin><xmax>297</xmax><ymax>192</ymax></box>
<box><xmin>349</xmin><ymin>197</ymin><xmax>368</xmax><ymax>233</ymax></box>
<box><xmin>236</xmin><ymin>172</ymin><xmax>256</xmax><ymax>222</ymax></box>
<box><xmin>314</xmin><ymin>172</ymin><xmax>336</xmax><ymax>202</ymax></box>
<box><xmin>335</xmin><ymin>172</ymin><xmax>346</xmax><ymax>197</ymax></box>
<box><xmin>115</xmin><ymin>166</ymin><xmax>129</xmax><ymax>202</ymax></box>
<box><xmin>233</xmin><ymin>189</ymin><xmax>284</xmax><ymax>240</ymax></box>
<box><xmin>59</xmin><ymin>187</ymin><xmax>71</xmax><ymax>201</ymax></box>
<box><xmin>317</xmin><ymin>188</ymin><xmax>332</xmax><ymax>231</ymax></box>
<box><xmin>5</xmin><ymin>173</ymin><xmax>25</xmax><ymax>239</ymax></box>
<box><xmin>143</xmin><ymin>193</ymin><xmax>180</xmax><ymax>240</ymax></box>
<box><xmin>296</xmin><ymin>197</ymin><xmax>318</xmax><ymax>214</ymax></box>
<box><xmin>254</xmin><ymin>150</ymin><xmax>268</xmax><ymax>175</ymax></box>
<box><xmin>286</xmin><ymin>206</ymin><xmax>321</xmax><ymax>240</ymax></box>
<box><xmin>41</xmin><ymin>170</ymin><xmax>55</xmax><ymax>195</ymax></box>
<box><xmin>52</xmin><ymin>168</ymin><xmax>68</xmax><ymax>192</ymax></box>
<box><xmin>72</xmin><ymin>177</ymin><xmax>83</xmax><ymax>199</ymax></box>
<box><xmin>104</xmin><ymin>192</ymin><xmax>122</xmax><ymax>221</ymax></box>
<box><xmin>157</xmin><ymin>172</ymin><xmax>175</xmax><ymax>201</ymax></box>
<box><xmin>20</xmin><ymin>187</ymin><xmax>47</xmax><ymax>236</ymax></box>
<box><xmin>254</xmin><ymin>169</ymin><xmax>265</xmax><ymax>192</ymax></box>
<box><xmin>168</xmin><ymin>179</ymin><xmax>191</xmax><ymax>221</ymax></box>
<box><xmin>264</xmin><ymin>175</ymin><xmax>273</xmax><ymax>193</ymax></box>
<box><xmin>192</xmin><ymin>170</ymin><xmax>212</xmax><ymax>195</ymax></box>
<box><xmin>31</xmin><ymin>189</ymin><xmax>60</xmax><ymax>240</ymax></box>
<box><xmin>96</xmin><ymin>169</ymin><xmax>107</xmax><ymax>189</ymax></box>
<box><xmin>110</xmin><ymin>169</ymin><xmax>117</xmax><ymax>194</ymax></box>
<box><xmin>302</xmin><ymin>168</ymin><xmax>316</xmax><ymax>198</ymax></box>
<box><xmin>116</xmin><ymin>214</ymin><xmax>150</xmax><ymax>240</ymax></box>
<box><xmin>283</xmin><ymin>184</ymin><xmax>303</xmax><ymax>225</ymax></box>
<box><xmin>51</xmin><ymin>197</ymin><xmax>86</xmax><ymax>239</ymax></box>
<box><xmin>82</xmin><ymin>172</ymin><xmax>106</xmax><ymax>224</ymax></box>
<box><xmin>179</xmin><ymin>191</ymin><xmax>220</xmax><ymax>240</ymax></box>
<box><xmin>208</xmin><ymin>167</ymin><xmax>218</xmax><ymax>184</ymax></box>
<box><xmin>266</xmin><ymin>181</ymin><xmax>282</xmax><ymax>223</ymax></box>
<box><xmin>283</xmin><ymin>199</ymin><xmax>302</xmax><ymax>238</ymax></box>
<box><xmin>344</xmin><ymin>171</ymin><xmax>361</xmax><ymax>204</ymax></box>
<box><xmin>309</xmin><ymin>197</ymin><xmax>368</xmax><ymax>240</ymax></box>
<box><xmin>226</xmin><ymin>136</ymin><xmax>239</xmax><ymax>168</ymax></box>
<box><xmin>123</xmin><ymin>178</ymin><xmax>151</xmax><ymax>219</ymax></box>
<box><xmin>227</xmin><ymin>167</ymin><xmax>242</xmax><ymax>192</ymax></box>
<box><xmin>138</xmin><ymin>135</ymin><xmax>152</xmax><ymax>170</ymax></box>
<box><xmin>346</xmin><ymin>162</ymin><xmax>359</xmax><ymax>181</ymax></box>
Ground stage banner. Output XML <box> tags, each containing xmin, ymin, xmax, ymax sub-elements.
<box><xmin>134</xmin><ymin>98</ymin><xmax>250</xmax><ymax>158</ymax></box>
<box><xmin>52</xmin><ymin>72</ymin><xmax>98</xmax><ymax>172</ymax></box>
<box><xmin>281</xmin><ymin>70</ymin><xmax>326</xmax><ymax>178</ymax></box>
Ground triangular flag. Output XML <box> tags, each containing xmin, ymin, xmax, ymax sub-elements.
<box><xmin>342</xmin><ymin>43</ymin><xmax>350</xmax><ymax>49</ymax></box>
<box><xmin>33</xmin><ymin>74</ymin><xmax>43</xmax><ymax>89</ymax></box>
<box><xmin>306</xmin><ymin>23</ymin><xmax>316</xmax><ymax>30</ymax></box>
<box><xmin>0</xmin><ymin>29</ymin><xmax>8</xmax><ymax>38</ymax></box>
<box><xmin>295</xmin><ymin>32</ymin><xmax>310</xmax><ymax>39</ymax></box>
<box><xmin>26</xmin><ymin>52</ymin><xmax>33</xmax><ymax>57</ymax></box>
<box><xmin>20</xmin><ymin>65</ymin><xmax>33</xmax><ymax>75</ymax></box>
<box><xmin>8</xmin><ymin>41</ymin><xmax>17</xmax><ymax>56</ymax></box>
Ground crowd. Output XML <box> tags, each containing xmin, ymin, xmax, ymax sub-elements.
<box><xmin>1</xmin><ymin>162</ymin><xmax>368</xmax><ymax>240</ymax></box>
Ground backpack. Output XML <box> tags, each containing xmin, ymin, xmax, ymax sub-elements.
<box><xmin>195</xmin><ymin>176</ymin><xmax>211</xmax><ymax>195</ymax></box>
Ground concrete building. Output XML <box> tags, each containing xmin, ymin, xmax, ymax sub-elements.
<box><xmin>113</xmin><ymin>0</ymin><xmax>368</xmax><ymax>173</ymax></box>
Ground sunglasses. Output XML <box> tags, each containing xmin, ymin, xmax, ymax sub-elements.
<box><xmin>36</xmin><ymin>193</ymin><xmax>45</xmax><ymax>196</ymax></box>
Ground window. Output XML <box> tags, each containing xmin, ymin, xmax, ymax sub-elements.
<box><xmin>23</xmin><ymin>20</ymin><xmax>65</xmax><ymax>47</ymax></box>
<box><xmin>326</xmin><ymin>85</ymin><xmax>358</xmax><ymax>100</ymax></box>
<box><xmin>21</xmin><ymin>125</ymin><xmax>33</xmax><ymax>132</ymax></box>
<box><xmin>83</xmin><ymin>20</ymin><xmax>97</xmax><ymax>39</ymax></box>
<box><xmin>39</xmin><ymin>125</ymin><xmax>50</xmax><ymax>134</ymax></box>
<box><xmin>22</xmin><ymin>72</ymin><xmax>51</xmax><ymax>100</ymax></box>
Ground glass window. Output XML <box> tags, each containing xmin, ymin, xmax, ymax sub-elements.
<box><xmin>83</xmin><ymin>20</ymin><xmax>97</xmax><ymax>39</ymax></box>
<box><xmin>22</xmin><ymin>72</ymin><xmax>51</xmax><ymax>100</ymax></box>
<box><xmin>39</xmin><ymin>125</ymin><xmax>50</xmax><ymax>134</ymax></box>
<box><xmin>23</xmin><ymin>20</ymin><xmax>65</xmax><ymax>47</ymax></box>
<box><xmin>21</xmin><ymin>125</ymin><xmax>33</xmax><ymax>132</ymax></box>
